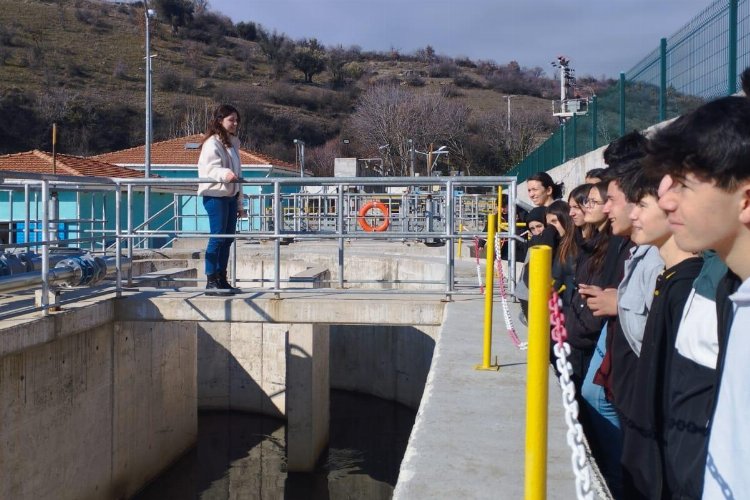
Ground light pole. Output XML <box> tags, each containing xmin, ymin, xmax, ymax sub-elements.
<box><xmin>503</xmin><ymin>95</ymin><xmax>517</xmax><ymax>132</ymax></box>
<box><xmin>427</xmin><ymin>145</ymin><xmax>448</xmax><ymax>176</ymax></box>
<box><xmin>144</xmin><ymin>7</ymin><xmax>156</xmax><ymax>248</ymax></box>
<box><xmin>294</xmin><ymin>139</ymin><xmax>305</xmax><ymax>178</ymax></box>
<box><xmin>414</xmin><ymin>145</ymin><xmax>449</xmax><ymax>176</ymax></box>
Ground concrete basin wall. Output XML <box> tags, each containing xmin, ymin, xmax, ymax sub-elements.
<box><xmin>0</xmin><ymin>303</ymin><xmax>196</xmax><ymax>500</ymax></box>
<box><xmin>330</xmin><ymin>325</ymin><xmax>438</xmax><ymax>410</ymax></box>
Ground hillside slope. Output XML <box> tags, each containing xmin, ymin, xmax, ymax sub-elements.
<box><xmin>0</xmin><ymin>0</ymin><xmax>599</xmax><ymax>173</ymax></box>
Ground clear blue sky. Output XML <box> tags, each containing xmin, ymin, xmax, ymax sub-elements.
<box><xmin>207</xmin><ymin>0</ymin><xmax>713</xmax><ymax>79</ymax></box>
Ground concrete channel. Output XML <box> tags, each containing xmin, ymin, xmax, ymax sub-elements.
<box><xmin>0</xmin><ymin>241</ymin><xmax>589</xmax><ymax>499</ymax></box>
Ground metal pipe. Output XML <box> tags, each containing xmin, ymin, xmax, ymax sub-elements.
<box><xmin>127</xmin><ymin>184</ymin><xmax>133</xmax><ymax>286</ymax></box>
<box><xmin>508</xmin><ymin>179</ymin><xmax>518</xmax><ymax>294</ymax></box>
<box><xmin>23</xmin><ymin>184</ymin><xmax>29</xmax><ymax>252</ymax></box>
<box><xmin>273</xmin><ymin>181</ymin><xmax>281</xmax><ymax>295</ymax></box>
<box><xmin>144</xmin><ymin>8</ymin><xmax>155</xmax><ymax>249</ymax></box>
<box><xmin>337</xmin><ymin>185</ymin><xmax>344</xmax><ymax>288</ymax></box>
<box><xmin>115</xmin><ymin>184</ymin><xmax>122</xmax><ymax>296</ymax></box>
<box><xmin>0</xmin><ymin>256</ymin><xmax>132</xmax><ymax>295</ymax></box>
<box><xmin>41</xmin><ymin>180</ymin><xmax>49</xmax><ymax>314</ymax></box>
<box><xmin>445</xmin><ymin>180</ymin><xmax>454</xmax><ymax>296</ymax></box>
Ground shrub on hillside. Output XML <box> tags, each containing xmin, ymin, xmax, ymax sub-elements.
<box><xmin>179</xmin><ymin>12</ymin><xmax>233</xmax><ymax>46</ymax></box>
<box><xmin>211</xmin><ymin>57</ymin><xmax>231</xmax><ymax>78</ymax></box>
<box><xmin>440</xmin><ymin>84</ymin><xmax>463</xmax><ymax>98</ymax></box>
<box><xmin>453</xmin><ymin>73</ymin><xmax>483</xmax><ymax>88</ymax></box>
<box><xmin>404</xmin><ymin>73</ymin><xmax>426</xmax><ymax>87</ymax></box>
<box><xmin>158</xmin><ymin>70</ymin><xmax>181</xmax><ymax>91</ymax></box>
<box><xmin>454</xmin><ymin>57</ymin><xmax>477</xmax><ymax>68</ymax></box>
<box><xmin>428</xmin><ymin>60</ymin><xmax>459</xmax><ymax>78</ymax></box>
<box><xmin>0</xmin><ymin>25</ymin><xmax>22</xmax><ymax>47</ymax></box>
<box><xmin>235</xmin><ymin>21</ymin><xmax>257</xmax><ymax>41</ymax></box>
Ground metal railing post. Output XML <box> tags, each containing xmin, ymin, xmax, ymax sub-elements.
<box><xmin>115</xmin><ymin>184</ymin><xmax>122</xmax><ymax>297</ymax></box>
<box><xmin>508</xmin><ymin>179</ymin><xmax>518</xmax><ymax>293</ymax></box>
<box><xmin>659</xmin><ymin>38</ymin><xmax>667</xmax><ymax>121</ymax></box>
<box><xmin>445</xmin><ymin>180</ymin><xmax>454</xmax><ymax>298</ymax></box>
<box><xmin>273</xmin><ymin>181</ymin><xmax>281</xmax><ymax>296</ymax></box>
<box><xmin>337</xmin><ymin>185</ymin><xmax>345</xmax><ymax>288</ymax></box>
<box><xmin>619</xmin><ymin>72</ymin><xmax>626</xmax><ymax>137</ymax></box>
<box><xmin>729</xmin><ymin>0</ymin><xmax>738</xmax><ymax>94</ymax></box>
<box><xmin>524</xmin><ymin>245</ymin><xmax>552</xmax><ymax>500</ymax></box>
<box><xmin>41</xmin><ymin>180</ymin><xmax>49</xmax><ymax>315</ymax></box>
<box><xmin>127</xmin><ymin>184</ymin><xmax>133</xmax><ymax>286</ymax></box>
<box><xmin>24</xmin><ymin>184</ymin><xmax>30</xmax><ymax>252</ymax></box>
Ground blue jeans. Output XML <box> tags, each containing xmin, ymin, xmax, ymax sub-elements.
<box><xmin>581</xmin><ymin>323</ymin><xmax>623</xmax><ymax>498</ymax></box>
<box><xmin>203</xmin><ymin>196</ymin><xmax>237</xmax><ymax>276</ymax></box>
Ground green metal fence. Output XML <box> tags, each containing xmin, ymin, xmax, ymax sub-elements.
<box><xmin>510</xmin><ymin>0</ymin><xmax>749</xmax><ymax>183</ymax></box>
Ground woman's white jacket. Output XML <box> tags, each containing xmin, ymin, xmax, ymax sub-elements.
<box><xmin>197</xmin><ymin>134</ymin><xmax>242</xmax><ymax>197</ymax></box>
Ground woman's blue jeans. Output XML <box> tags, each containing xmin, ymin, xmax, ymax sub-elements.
<box><xmin>203</xmin><ymin>195</ymin><xmax>237</xmax><ymax>276</ymax></box>
<box><xmin>581</xmin><ymin>323</ymin><xmax>623</xmax><ymax>498</ymax></box>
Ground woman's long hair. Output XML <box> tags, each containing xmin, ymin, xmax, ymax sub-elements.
<box><xmin>203</xmin><ymin>104</ymin><xmax>240</xmax><ymax>148</ymax></box>
<box><xmin>586</xmin><ymin>182</ymin><xmax>612</xmax><ymax>276</ymax></box>
<box><xmin>547</xmin><ymin>200</ymin><xmax>577</xmax><ymax>265</ymax></box>
<box><xmin>568</xmin><ymin>183</ymin><xmax>595</xmax><ymax>238</ymax></box>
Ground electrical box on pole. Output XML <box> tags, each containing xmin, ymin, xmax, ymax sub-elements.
<box><xmin>551</xmin><ymin>56</ymin><xmax>589</xmax><ymax>119</ymax></box>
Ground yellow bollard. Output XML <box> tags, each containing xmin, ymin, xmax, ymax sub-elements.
<box><xmin>476</xmin><ymin>213</ymin><xmax>499</xmax><ymax>371</ymax></box>
<box><xmin>457</xmin><ymin>224</ymin><xmax>463</xmax><ymax>258</ymax></box>
<box><xmin>524</xmin><ymin>245</ymin><xmax>552</xmax><ymax>500</ymax></box>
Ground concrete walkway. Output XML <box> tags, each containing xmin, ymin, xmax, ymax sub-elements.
<box><xmin>393</xmin><ymin>294</ymin><xmax>586</xmax><ymax>500</ymax></box>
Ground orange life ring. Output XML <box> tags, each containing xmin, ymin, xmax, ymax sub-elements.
<box><xmin>357</xmin><ymin>201</ymin><xmax>390</xmax><ymax>232</ymax></box>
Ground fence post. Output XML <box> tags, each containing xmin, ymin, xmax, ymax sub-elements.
<box><xmin>476</xmin><ymin>213</ymin><xmax>499</xmax><ymax>371</ymax></box>
<box><xmin>571</xmin><ymin>113</ymin><xmax>577</xmax><ymax>159</ymax></box>
<box><xmin>591</xmin><ymin>95</ymin><xmax>598</xmax><ymax>150</ymax></box>
<box><xmin>619</xmin><ymin>72</ymin><xmax>626</xmax><ymax>136</ymax></box>
<box><xmin>524</xmin><ymin>245</ymin><xmax>551</xmax><ymax>500</ymax></box>
<box><xmin>729</xmin><ymin>0</ymin><xmax>738</xmax><ymax>94</ymax></box>
<box><xmin>660</xmin><ymin>38</ymin><xmax>667</xmax><ymax>121</ymax></box>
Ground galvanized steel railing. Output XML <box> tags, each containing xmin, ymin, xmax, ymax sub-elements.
<box><xmin>0</xmin><ymin>173</ymin><xmax>521</xmax><ymax>317</ymax></box>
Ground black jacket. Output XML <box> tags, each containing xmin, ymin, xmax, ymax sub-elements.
<box><xmin>619</xmin><ymin>257</ymin><xmax>704</xmax><ymax>500</ymax></box>
<box><xmin>565</xmin><ymin>234</ymin><xmax>631</xmax><ymax>350</ymax></box>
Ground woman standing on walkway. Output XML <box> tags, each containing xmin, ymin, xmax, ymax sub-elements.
<box><xmin>198</xmin><ymin>104</ymin><xmax>243</xmax><ymax>294</ymax></box>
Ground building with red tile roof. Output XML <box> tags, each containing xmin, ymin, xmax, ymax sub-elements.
<box><xmin>93</xmin><ymin>134</ymin><xmax>302</xmax><ymax>176</ymax></box>
<box><xmin>0</xmin><ymin>150</ymin><xmax>147</xmax><ymax>178</ymax></box>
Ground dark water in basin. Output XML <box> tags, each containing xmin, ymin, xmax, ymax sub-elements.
<box><xmin>133</xmin><ymin>390</ymin><xmax>416</xmax><ymax>499</ymax></box>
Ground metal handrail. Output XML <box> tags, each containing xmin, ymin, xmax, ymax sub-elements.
<box><xmin>0</xmin><ymin>174</ymin><xmax>520</xmax><ymax>315</ymax></box>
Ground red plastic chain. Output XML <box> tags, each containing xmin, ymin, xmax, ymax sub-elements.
<box><xmin>495</xmin><ymin>236</ymin><xmax>525</xmax><ymax>349</ymax></box>
<box><xmin>549</xmin><ymin>289</ymin><xmax>567</xmax><ymax>347</ymax></box>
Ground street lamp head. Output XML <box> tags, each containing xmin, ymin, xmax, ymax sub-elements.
<box><xmin>436</xmin><ymin>145</ymin><xmax>447</xmax><ymax>152</ymax></box>
<box><xmin>146</xmin><ymin>8</ymin><xmax>157</xmax><ymax>18</ymax></box>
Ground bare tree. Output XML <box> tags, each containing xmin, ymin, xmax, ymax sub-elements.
<box><xmin>470</xmin><ymin>106</ymin><xmax>554</xmax><ymax>174</ymax></box>
<box><xmin>349</xmin><ymin>85</ymin><xmax>470</xmax><ymax>176</ymax></box>
<box><xmin>165</xmin><ymin>96</ymin><xmax>213</xmax><ymax>138</ymax></box>
<box><xmin>258</xmin><ymin>30</ymin><xmax>293</xmax><ymax>79</ymax></box>
<box><xmin>307</xmin><ymin>139</ymin><xmax>340</xmax><ymax>177</ymax></box>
